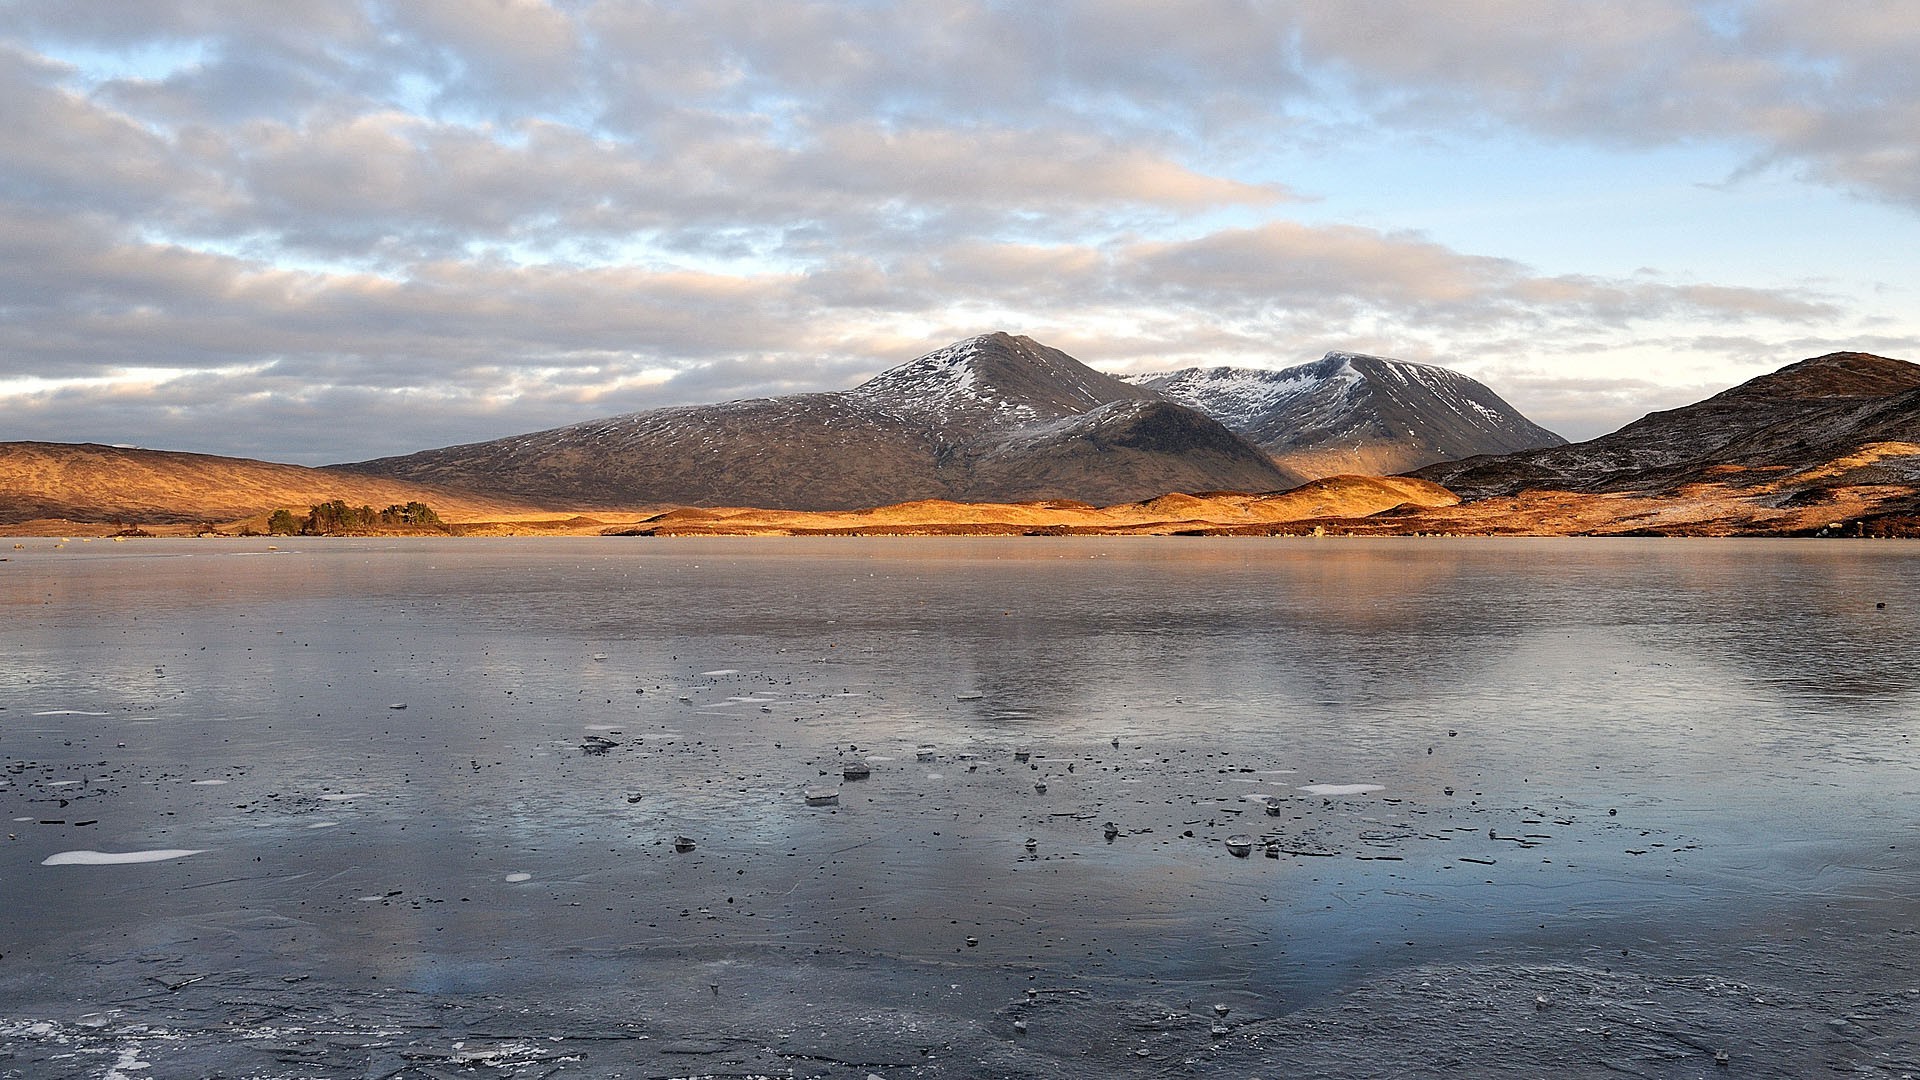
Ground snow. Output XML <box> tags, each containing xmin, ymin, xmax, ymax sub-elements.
<box><xmin>1299</xmin><ymin>783</ymin><xmax>1384</xmax><ymax>796</ymax></box>
<box><xmin>42</xmin><ymin>849</ymin><xmax>207</xmax><ymax>866</ymax></box>
<box><xmin>1127</xmin><ymin>350</ymin><xmax>1554</xmax><ymax>456</ymax></box>
<box><xmin>1125</xmin><ymin>367</ymin><xmax>1316</xmax><ymax>427</ymax></box>
<box><xmin>849</xmin><ymin>334</ymin><xmax>1056</xmax><ymax>432</ymax></box>
<box><xmin>104</xmin><ymin>1046</ymin><xmax>151</xmax><ymax>1080</ymax></box>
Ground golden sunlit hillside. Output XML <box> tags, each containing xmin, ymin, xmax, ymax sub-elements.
<box><xmin>0</xmin><ymin>441</ymin><xmax>556</xmax><ymax>532</ymax></box>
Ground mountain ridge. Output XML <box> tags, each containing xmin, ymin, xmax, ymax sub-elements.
<box><xmin>1415</xmin><ymin>351</ymin><xmax>1920</xmax><ymax>498</ymax></box>
<box><xmin>1126</xmin><ymin>351</ymin><xmax>1564</xmax><ymax>480</ymax></box>
<box><xmin>341</xmin><ymin>332</ymin><xmax>1297</xmax><ymax>509</ymax></box>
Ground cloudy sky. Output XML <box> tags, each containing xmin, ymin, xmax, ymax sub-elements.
<box><xmin>4</xmin><ymin>1</ymin><xmax>1919</xmax><ymax>463</ymax></box>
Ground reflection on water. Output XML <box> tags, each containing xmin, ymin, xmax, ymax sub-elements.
<box><xmin>2</xmin><ymin>537</ymin><xmax>1916</xmax><ymax>1077</ymax></box>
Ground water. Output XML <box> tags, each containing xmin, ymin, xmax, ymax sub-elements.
<box><xmin>1</xmin><ymin>537</ymin><xmax>1916</xmax><ymax>1078</ymax></box>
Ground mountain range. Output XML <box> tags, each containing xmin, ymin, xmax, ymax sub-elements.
<box><xmin>345</xmin><ymin>333</ymin><xmax>1555</xmax><ymax>508</ymax></box>
<box><xmin>4</xmin><ymin>333</ymin><xmax>1917</xmax><ymax>537</ymax></box>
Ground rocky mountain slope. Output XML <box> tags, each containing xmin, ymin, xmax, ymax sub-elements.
<box><xmin>342</xmin><ymin>333</ymin><xmax>1297</xmax><ymax>509</ymax></box>
<box><xmin>1127</xmin><ymin>352</ymin><xmax>1565</xmax><ymax>480</ymax></box>
<box><xmin>1416</xmin><ymin>352</ymin><xmax>1920</xmax><ymax>498</ymax></box>
<box><xmin>0</xmin><ymin>441</ymin><xmax>547</xmax><ymax>527</ymax></box>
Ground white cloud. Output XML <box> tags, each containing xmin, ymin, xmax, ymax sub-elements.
<box><xmin>0</xmin><ymin>2</ymin><xmax>1915</xmax><ymax>462</ymax></box>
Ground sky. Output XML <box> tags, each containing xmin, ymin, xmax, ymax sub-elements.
<box><xmin>4</xmin><ymin>1</ymin><xmax>1919</xmax><ymax>464</ymax></box>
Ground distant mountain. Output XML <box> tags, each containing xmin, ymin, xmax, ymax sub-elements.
<box><xmin>342</xmin><ymin>333</ymin><xmax>1297</xmax><ymax>510</ymax></box>
<box><xmin>0</xmin><ymin>441</ymin><xmax>546</xmax><ymax>526</ymax></box>
<box><xmin>1125</xmin><ymin>352</ymin><xmax>1565</xmax><ymax>481</ymax></box>
<box><xmin>1416</xmin><ymin>351</ymin><xmax>1920</xmax><ymax>499</ymax></box>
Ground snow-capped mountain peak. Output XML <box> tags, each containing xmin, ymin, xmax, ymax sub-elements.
<box><xmin>1125</xmin><ymin>351</ymin><xmax>1565</xmax><ymax>479</ymax></box>
<box><xmin>850</xmin><ymin>331</ymin><xmax>1159</xmax><ymax>436</ymax></box>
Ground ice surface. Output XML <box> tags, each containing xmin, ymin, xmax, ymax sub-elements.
<box><xmin>4</xmin><ymin>537</ymin><xmax>1918</xmax><ymax>1080</ymax></box>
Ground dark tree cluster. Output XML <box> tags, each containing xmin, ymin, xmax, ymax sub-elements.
<box><xmin>266</xmin><ymin>500</ymin><xmax>445</xmax><ymax>536</ymax></box>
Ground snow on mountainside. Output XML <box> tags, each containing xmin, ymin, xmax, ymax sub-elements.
<box><xmin>1126</xmin><ymin>352</ymin><xmax>1565</xmax><ymax>480</ymax></box>
<box><xmin>850</xmin><ymin>333</ymin><xmax>1158</xmax><ymax>436</ymax></box>
<box><xmin>341</xmin><ymin>333</ymin><xmax>1294</xmax><ymax>509</ymax></box>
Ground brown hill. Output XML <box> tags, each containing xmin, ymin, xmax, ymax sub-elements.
<box><xmin>1391</xmin><ymin>351</ymin><xmax>1920</xmax><ymax>536</ymax></box>
<box><xmin>1416</xmin><ymin>352</ymin><xmax>1920</xmax><ymax>498</ymax></box>
<box><xmin>0</xmin><ymin>442</ymin><xmax>553</xmax><ymax>528</ymax></box>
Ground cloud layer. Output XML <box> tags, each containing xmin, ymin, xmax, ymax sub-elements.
<box><xmin>2</xmin><ymin>2</ymin><xmax>1916</xmax><ymax>461</ymax></box>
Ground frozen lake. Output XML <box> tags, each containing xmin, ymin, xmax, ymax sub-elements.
<box><xmin>2</xmin><ymin>536</ymin><xmax>1917</xmax><ymax>1078</ymax></box>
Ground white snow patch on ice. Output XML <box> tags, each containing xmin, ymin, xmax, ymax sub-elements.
<box><xmin>104</xmin><ymin>1045</ymin><xmax>151</xmax><ymax>1080</ymax></box>
<box><xmin>505</xmin><ymin>872</ymin><xmax>533</xmax><ymax>882</ymax></box>
<box><xmin>43</xmin><ymin>849</ymin><xmax>206</xmax><ymax>866</ymax></box>
<box><xmin>1298</xmin><ymin>783</ymin><xmax>1384</xmax><ymax>796</ymax></box>
<box><xmin>32</xmin><ymin>710</ymin><xmax>110</xmax><ymax>717</ymax></box>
